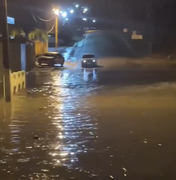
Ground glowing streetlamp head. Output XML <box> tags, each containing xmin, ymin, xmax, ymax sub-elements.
<box><xmin>83</xmin><ymin>8</ymin><xmax>88</xmax><ymax>12</ymax></box>
<box><xmin>62</xmin><ymin>12</ymin><xmax>67</xmax><ymax>17</ymax></box>
<box><xmin>70</xmin><ymin>9</ymin><xmax>74</xmax><ymax>14</ymax></box>
<box><xmin>53</xmin><ymin>9</ymin><xmax>59</xmax><ymax>15</ymax></box>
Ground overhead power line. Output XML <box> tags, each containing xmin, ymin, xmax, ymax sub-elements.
<box><xmin>31</xmin><ymin>13</ymin><xmax>38</xmax><ymax>23</ymax></box>
<box><xmin>46</xmin><ymin>23</ymin><xmax>55</xmax><ymax>33</ymax></box>
<box><xmin>37</xmin><ymin>16</ymin><xmax>54</xmax><ymax>22</ymax></box>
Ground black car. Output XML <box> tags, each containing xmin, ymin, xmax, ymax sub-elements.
<box><xmin>81</xmin><ymin>54</ymin><xmax>97</xmax><ymax>68</ymax></box>
<box><xmin>36</xmin><ymin>52</ymin><xmax>65</xmax><ymax>67</ymax></box>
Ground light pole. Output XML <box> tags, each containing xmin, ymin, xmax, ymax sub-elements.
<box><xmin>53</xmin><ymin>9</ymin><xmax>59</xmax><ymax>50</ymax></box>
<box><xmin>1</xmin><ymin>0</ymin><xmax>11</xmax><ymax>102</ymax></box>
<box><xmin>55</xmin><ymin>16</ymin><xmax>58</xmax><ymax>50</ymax></box>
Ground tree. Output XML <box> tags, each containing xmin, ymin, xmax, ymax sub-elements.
<box><xmin>10</xmin><ymin>28</ymin><xmax>25</xmax><ymax>38</ymax></box>
<box><xmin>28</xmin><ymin>28</ymin><xmax>48</xmax><ymax>42</ymax></box>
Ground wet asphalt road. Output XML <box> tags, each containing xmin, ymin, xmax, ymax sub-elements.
<box><xmin>1</xmin><ymin>59</ymin><xmax>176</xmax><ymax>180</ymax></box>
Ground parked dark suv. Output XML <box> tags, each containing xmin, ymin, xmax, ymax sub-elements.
<box><xmin>36</xmin><ymin>52</ymin><xmax>65</xmax><ymax>67</ymax></box>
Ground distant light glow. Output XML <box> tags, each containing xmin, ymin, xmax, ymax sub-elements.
<box><xmin>62</xmin><ymin>12</ymin><xmax>67</xmax><ymax>17</ymax></box>
<box><xmin>75</xmin><ymin>4</ymin><xmax>79</xmax><ymax>8</ymax></box>
<box><xmin>54</xmin><ymin>9</ymin><xmax>59</xmax><ymax>15</ymax></box>
<box><xmin>66</xmin><ymin>18</ymin><xmax>68</xmax><ymax>21</ymax></box>
<box><xmin>70</xmin><ymin>9</ymin><xmax>74</xmax><ymax>14</ymax></box>
<box><xmin>92</xmin><ymin>19</ymin><xmax>96</xmax><ymax>23</ymax></box>
<box><xmin>83</xmin><ymin>8</ymin><xmax>88</xmax><ymax>13</ymax></box>
<box><xmin>82</xmin><ymin>18</ymin><xmax>87</xmax><ymax>21</ymax></box>
<box><xmin>123</xmin><ymin>28</ymin><xmax>128</xmax><ymax>33</ymax></box>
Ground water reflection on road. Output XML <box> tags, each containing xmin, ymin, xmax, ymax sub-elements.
<box><xmin>1</xmin><ymin>66</ymin><xmax>176</xmax><ymax>180</ymax></box>
<box><xmin>0</xmin><ymin>68</ymin><xmax>101</xmax><ymax>179</ymax></box>
<box><xmin>49</xmin><ymin>71</ymin><xmax>99</xmax><ymax>169</ymax></box>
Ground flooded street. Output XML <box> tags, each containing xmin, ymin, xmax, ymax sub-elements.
<box><xmin>1</xmin><ymin>61</ymin><xmax>176</xmax><ymax>180</ymax></box>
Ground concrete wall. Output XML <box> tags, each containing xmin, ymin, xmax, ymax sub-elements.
<box><xmin>9</xmin><ymin>42</ymin><xmax>21</xmax><ymax>72</ymax></box>
<box><xmin>0</xmin><ymin>42</ymin><xmax>22</xmax><ymax>99</ymax></box>
<box><xmin>0</xmin><ymin>42</ymin><xmax>35</xmax><ymax>99</ymax></box>
<box><xmin>0</xmin><ymin>42</ymin><xmax>35</xmax><ymax>72</ymax></box>
<box><xmin>26</xmin><ymin>43</ymin><xmax>35</xmax><ymax>71</ymax></box>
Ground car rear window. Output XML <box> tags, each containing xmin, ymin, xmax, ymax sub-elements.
<box><xmin>83</xmin><ymin>54</ymin><xmax>95</xmax><ymax>58</ymax></box>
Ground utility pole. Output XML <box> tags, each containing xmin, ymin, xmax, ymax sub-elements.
<box><xmin>52</xmin><ymin>6</ymin><xmax>59</xmax><ymax>51</ymax></box>
<box><xmin>1</xmin><ymin>0</ymin><xmax>11</xmax><ymax>102</ymax></box>
<box><xmin>55</xmin><ymin>15</ymin><xmax>58</xmax><ymax>50</ymax></box>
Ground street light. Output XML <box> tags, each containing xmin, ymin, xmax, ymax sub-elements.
<box><xmin>123</xmin><ymin>28</ymin><xmax>128</xmax><ymax>33</ymax></box>
<box><xmin>83</xmin><ymin>8</ymin><xmax>88</xmax><ymax>13</ymax></box>
<box><xmin>70</xmin><ymin>9</ymin><xmax>74</xmax><ymax>14</ymax></box>
<box><xmin>82</xmin><ymin>18</ymin><xmax>87</xmax><ymax>21</ymax></box>
<box><xmin>92</xmin><ymin>19</ymin><xmax>96</xmax><ymax>23</ymax></box>
<box><xmin>62</xmin><ymin>12</ymin><xmax>67</xmax><ymax>17</ymax></box>
<box><xmin>53</xmin><ymin>8</ymin><xmax>60</xmax><ymax>49</ymax></box>
<box><xmin>53</xmin><ymin>9</ymin><xmax>59</xmax><ymax>15</ymax></box>
<box><xmin>75</xmin><ymin>4</ymin><xmax>79</xmax><ymax>8</ymax></box>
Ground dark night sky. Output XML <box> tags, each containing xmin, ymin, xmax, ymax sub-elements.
<box><xmin>7</xmin><ymin>0</ymin><xmax>176</xmax><ymax>22</ymax></box>
<box><xmin>4</xmin><ymin>0</ymin><xmax>176</xmax><ymax>33</ymax></box>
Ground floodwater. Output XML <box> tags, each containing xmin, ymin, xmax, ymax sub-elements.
<box><xmin>1</xmin><ymin>60</ymin><xmax>176</xmax><ymax>180</ymax></box>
